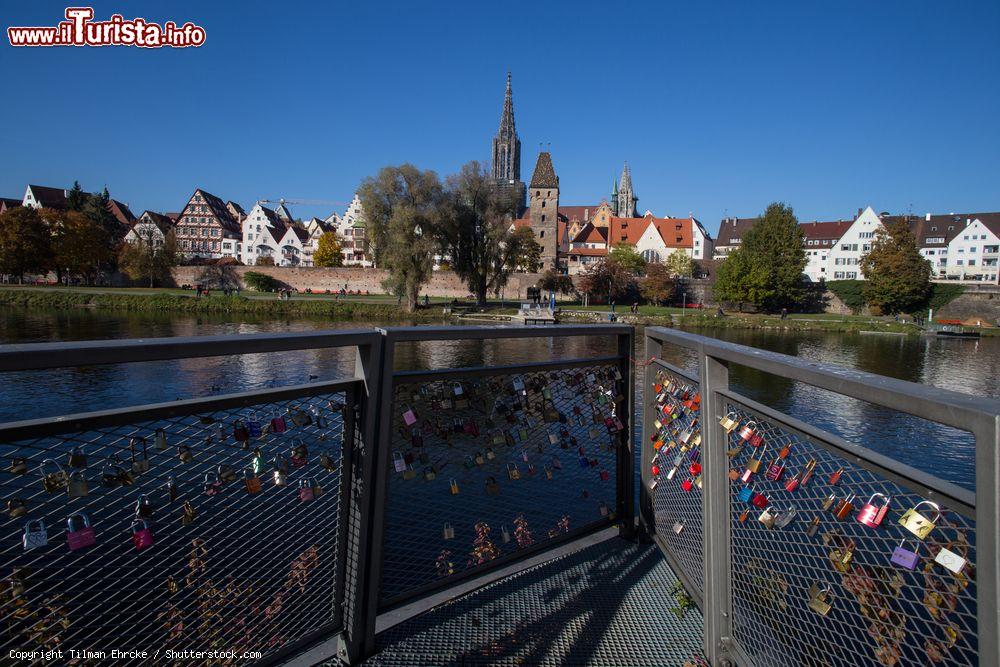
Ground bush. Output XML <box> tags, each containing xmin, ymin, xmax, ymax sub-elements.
<box><xmin>826</xmin><ymin>280</ymin><xmax>866</xmax><ymax>313</ymax></box>
<box><xmin>926</xmin><ymin>284</ymin><xmax>965</xmax><ymax>312</ymax></box>
<box><xmin>243</xmin><ymin>271</ymin><xmax>284</xmax><ymax>292</ymax></box>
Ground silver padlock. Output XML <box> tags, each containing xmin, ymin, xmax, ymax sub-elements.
<box><xmin>443</xmin><ymin>523</ymin><xmax>454</xmax><ymax>540</ymax></box>
<box><xmin>672</xmin><ymin>519</ymin><xmax>684</xmax><ymax>534</ymax></box>
<box><xmin>773</xmin><ymin>505</ymin><xmax>798</xmax><ymax>529</ymax></box>
<box><xmin>23</xmin><ymin>520</ymin><xmax>47</xmax><ymax>550</ymax></box>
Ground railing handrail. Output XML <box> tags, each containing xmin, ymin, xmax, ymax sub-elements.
<box><xmin>0</xmin><ymin>329</ymin><xmax>381</xmax><ymax>372</ymax></box>
<box><xmin>378</xmin><ymin>324</ymin><xmax>632</xmax><ymax>342</ymax></box>
<box><xmin>645</xmin><ymin>326</ymin><xmax>1000</xmax><ymax>430</ymax></box>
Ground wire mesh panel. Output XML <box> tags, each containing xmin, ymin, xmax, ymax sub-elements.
<box><xmin>378</xmin><ymin>363</ymin><xmax>626</xmax><ymax>606</ymax></box>
<box><xmin>722</xmin><ymin>401</ymin><xmax>978</xmax><ymax>667</ymax></box>
<box><xmin>647</xmin><ymin>363</ymin><xmax>705</xmax><ymax>598</ymax></box>
<box><xmin>0</xmin><ymin>387</ymin><xmax>351</xmax><ymax>664</ymax></box>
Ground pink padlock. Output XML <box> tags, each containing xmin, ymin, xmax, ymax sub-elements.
<box><xmin>738</xmin><ymin>421</ymin><xmax>757</xmax><ymax>442</ymax></box>
<box><xmin>600</xmin><ymin>469</ymin><xmax>610</xmax><ymax>481</ymax></box>
<box><xmin>132</xmin><ymin>520</ymin><xmax>154</xmax><ymax>551</ymax></box>
<box><xmin>66</xmin><ymin>513</ymin><xmax>96</xmax><ymax>551</ymax></box>
<box><xmin>271</xmin><ymin>414</ymin><xmax>287</xmax><ymax>434</ymax></box>
<box><xmin>749</xmin><ymin>433</ymin><xmax>764</xmax><ymax>448</ymax></box>
<box><xmin>298</xmin><ymin>480</ymin><xmax>314</xmax><ymax>502</ymax></box>
<box><xmin>856</xmin><ymin>493</ymin><xmax>891</xmax><ymax>528</ymax></box>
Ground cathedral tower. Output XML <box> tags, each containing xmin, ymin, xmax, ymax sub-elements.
<box><xmin>616</xmin><ymin>162</ymin><xmax>638</xmax><ymax>218</ymax></box>
<box><xmin>491</xmin><ymin>73</ymin><xmax>524</xmax><ymax>205</ymax></box>
<box><xmin>528</xmin><ymin>152</ymin><xmax>559</xmax><ymax>269</ymax></box>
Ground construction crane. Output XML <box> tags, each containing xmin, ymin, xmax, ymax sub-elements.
<box><xmin>255</xmin><ymin>198</ymin><xmax>351</xmax><ymax>209</ymax></box>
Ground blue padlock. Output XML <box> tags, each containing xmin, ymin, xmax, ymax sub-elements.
<box><xmin>738</xmin><ymin>485</ymin><xmax>754</xmax><ymax>503</ymax></box>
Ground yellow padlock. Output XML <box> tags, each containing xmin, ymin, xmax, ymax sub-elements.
<box><xmin>898</xmin><ymin>501</ymin><xmax>941</xmax><ymax>540</ymax></box>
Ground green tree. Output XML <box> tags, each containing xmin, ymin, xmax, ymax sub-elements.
<box><xmin>313</xmin><ymin>232</ymin><xmax>344</xmax><ymax>267</ymax></box>
<box><xmin>118</xmin><ymin>228</ymin><xmax>178</xmax><ymax>287</ymax></box>
<box><xmin>82</xmin><ymin>187</ymin><xmax>122</xmax><ymax>244</ymax></box>
<box><xmin>359</xmin><ymin>164</ymin><xmax>443</xmax><ymax>312</ymax></box>
<box><xmin>243</xmin><ymin>271</ymin><xmax>284</xmax><ymax>292</ymax></box>
<box><xmin>66</xmin><ymin>181</ymin><xmax>87</xmax><ymax>211</ymax></box>
<box><xmin>577</xmin><ymin>258</ymin><xmax>638</xmax><ymax>304</ymax></box>
<box><xmin>640</xmin><ymin>263</ymin><xmax>677</xmax><ymax>304</ymax></box>
<box><xmin>712</xmin><ymin>202</ymin><xmax>806</xmax><ymax>312</ymax></box>
<box><xmin>537</xmin><ymin>269</ymin><xmax>575</xmax><ymax>295</ymax></box>
<box><xmin>609</xmin><ymin>243</ymin><xmax>646</xmax><ymax>275</ymax></box>
<box><xmin>0</xmin><ymin>207</ymin><xmax>52</xmax><ymax>283</ymax></box>
<box><xmin>509</xmin><ymin>226</ymin><xmax>542</xmax><ymax>273</ymax></box>
<box><xmin>51</xmin><ymin>210</ymin><xmax>112</xmax><ymax>285</ymax></box>
<box><xmin>859</xmin><ymin>220</ymin><xmax>931</xmax><ymax>314</ymax></box>
<box><xmin>437</xmin><ymin>162</ymin><xmax>541</xmax><ymax>306</ymax></box>
<box><xmin>663</xmin><ymin>250</ymin><xmax>695</xmax><ymax>278</ymax></box>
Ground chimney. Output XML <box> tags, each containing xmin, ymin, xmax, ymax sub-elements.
<box><xmin>857</xmin><ymin>208</ymin><xmax>863</xmax><ymax>218</ymax></box>
<box><xmin>584</xmin><ymin>208</ymin><xmax>589</xmax><ymax>221</ymax></box>
<box><xmin>925</xmin><ymin>213</ymin><xmax>931</xmax><ymax>221</ymax></box>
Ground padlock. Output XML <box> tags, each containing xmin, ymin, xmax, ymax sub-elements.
<box><xmin>807</xmin><ymin>584</ymin><xmax>833</xmax><ymax>616</ymax></box>
<box><xmin>67</xmin><ymin>445</ymin><xmax>87</xmax><ymax>469</ymax></box>
<box><xmin>9</xmin><ymin>457</ymin><xmax>28</xmax><ymax>475</ymax></box>
<box><xmin>23</xmin><ymin>520</ymin><xmax>47</xmax><ymax>551</ymax></box>
<box><xmin>501</xmin><ymin>525</ymin><xmax>511</xmax><ymax>543</ymax></box>
<box><xmin>799</xmin><ymin>458</ymin><xmax>817</xmax><ymax>486</ymax></box>
<box><xmin>486</xmin><ymin>448</ymin><xmax>496</xmax><ymax>462</ymax></box>
<box><xmin>751</xmin><ymin>491</ymin><xmax>768</xmax><ymax>509</ymax></box>
<box><xmin>233</xmin><ymin>420</ymin><xmax>249</xmax><ymax>442</ymax></box>
<box><xmin>132</xmin><ymin>520</ymin><xmax>154</xmax><ymax>551</ymax></box>
<box><xmin>856</xmin><ymin>493</ymin><xmax>891</xmax><ymax>528</ymax></box>
<box><xmin>7</xmin><ymin>498</ymin><xmax>27</xmax><ymax>518</ymax></box>
<box><xmin>154</xmin><ymin>427</ymin><xmax>168</xmax><ymax>450</ymax></box>
<box><xmin>271</xmin><ymin>413</ymin><xmax>288</xmax><ymax>434</ymax></box>
<box><xmin>828</xmin><ymin>468</ymin><xmax>843</xmax><ymax>485</ymax></box>
<box><xmin>290</xmin><ymin>406</ymin><xmax>313</xmax><ymax>427</ymax></box>
<box><xmin>748</xmin><ymin>432</ymin><xmax>764</xmax><ymax>448</ymax></box>
<box><xmin>298</xmin><ymin>479</ymin><xmax>315</xmax><ymax>502</ymax></box>
<box><xmin>443</xmin><ymin>523</ymin><xmax>454</xmax><ymax>539</ymax></box>
<box><xmin>247</xmin><ymin>414</ymin><xmax>262</xmax><ymax>438</ymax></box>
<box><xmin>745</xmin><ymin>445</ymin><xmax>767</xmax><ymax>474</ymax></box>
<box><xmin>178</xmin><ymin>445</ymin><xmax>193</xmax><ymax>464</ymax></box>
<box><xmin>934</xmin><ymin>542</ymin><xmax>968</xmax><ymax>574</ymax></box>
<box><xmin>485</xmin><ymin>476</ymin><xmax>500</xmax><ymax>495</ymax></box>
<box><xmin>728</xmin><ymin>468</ymin><xmax>740</xmax><ymax>481</ymax></box>
<box><xmin>40</xmin><ymin>459</ymin><xmax>68</xmax><ymax>493</ymax></box>
<box><xmin>890</xmin><ymin>540</ymin><xmax>920</xmax><ymax>570</ymax></box>
<box><xmin>689</xmin><ymin>462</ymin><xmax>702</xmax><ymax>476</ymax></box>
<box><xmin>117</xmin><ymin>459</ymin><xmax>134</xmax><ymax>486</ymax></box>
<box><xmin>423</xmin><ymin>466</ymin><xmax>437</xmax><ymax>481</ymax></box>
<box><xmin>784</xmin><ymin>471</ymin><xmax>802</xmax><ymax>492</ymax></box>
<box><xmin>130</xmin><ymin>437</ymin><xmax>150</xmax><ymax>474</ymax></box>
<box><xmin>134</xmin><ymin>493</ymin><xmax>154</xmax><ymax>518</ymax></box>
<box><xmin>740</xmin><ymin>468</ymin><xmax>753</xmax><ymax>483</ymax></box>
<box><xmin>67</xmin><ymin>471</ymin><xmax>88</xmax><ymax>498</ymax></box>
<box><xmin>772</xmin><ymin>505</ymin><xmax>798</xmax><ymax>529</ymax></box>
<box><xmin>778</xmin><ymin>444</ymin><xmax>791</xmax><ymax>459</ymax></box>
<box><xmin>319</xmin><ymin>450</ymin><xmax>337</xmax><ymax>471</ymax></box>
<box><xmin>274</xmin><ymin>464</ymin><xmax>289</xmax><ymax>486</ymax></box>
<box><xmin>578</xmin><ymin>455</ymin><xmax>589</xmax><ymax>469</ymax></box>
<box><xmin>218</xmin><ymin>463</ymin><xmax>237</xmax><ymax>484</ymax></box>
<box><xmin>758</xmin><ymin>507</ymin><xmax>776</xmax><ymax>529</ymax></box>
<box><xmin>204</xmin><ymin>472</ymin><xmax>223</xmax><ymax>496</ymax></box>
<box><xmin>181</xmin><ymin>501</ymin><xmax>196</xmax><ymax>526</ymax></box>
<box><xmin>821</xmin><ymin>493</ymin><xmax>837</xmax><ymax>511</ymax></box>
<box><xmin>672</xmin><ymin>518</ymin><xmax>684</xmax><ymax>533</ymax></box>
<box><xmin>508</xmin><ymin>463</ymin><xmax>520</xmax><ymax>480</ymax></box>
<box><xmin>166</xmin><ymin>476</ymin><xmax>178</xmax><ymax>502</ymax></box>
<box><xmin>312</xmin><ymin>405</ymin><xmax>328</xmax><ymax>429</ymax></box>
<box><xmin>833</xmin><ymin>494</ymin><xmax>856</xmax><ymax>520</ymax></box>
<box><xmin>447</xmin><ymin>478</ymin><xmax>460</xmax><ymax>495</ymax></box>
<box><xmin>681</xmin><ymin>478</ymin><xmax>693</xmax><ymax>492</ymax></box>
<box><xmin>290</xmin><ymin>440</ymin><xmax>308</xmax><ymax>468</ymax></box>
<box><xmin>738</xmin><ymin>485</ymin><xmax>754</xmax><ymax>503</ymax></box>
<box><xmin>474</xmin><ymin>451</ymin><xmax>485</xmax><ymax>466</ymax></box>
<box><xmin>545</xmin><ymin>466</ymin><xmax>554</xmax><ymax>480</ymax></box>
<box><xmin>600</xmin><ymin>469</ymin><xmax>611</xmax><ymax>481</ymax></box>
<box><xmin>764</xmin><ymin>459</ymin><xmax>785</xmax><ymax>482</ymax></box>
<box><xmin>249</xmin><ymin>447</ymin><xmax>264</xmax><ymax>475</ymax></box>
<box><xmin>806</xmin><ymin>516</ymin><xmax>821</xmax><ymax>537</ymax></box>
<box><xmin>898</xmin><ymin>501</ymin><xmax>941</xmax><ymax>539</ymax></box>
<box><xmin>66</xmin><ymin>513</ymin><xmax>96</xmax><ymax>551</ymax></box>
<box><xmin>738</xmin><ymin>421</ymin><xmax>757</xmax><ymax>442</ymax></box>
<box><xmin>244</xmin><ymin>469</ymin><xmax>262</xmax><ymax>495</ymax></box>
<box><xmin>726</xmin><ymin>444</ymin><xmax>744</xmax><ymax>459</ymax></box>
<box><xmin>392</xmin><ymin>451</ymin><xmax>406</xmax><ymax>473</ymax></box>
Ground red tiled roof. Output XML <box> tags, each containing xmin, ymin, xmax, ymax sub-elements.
<box><xmin>571</xmin><ymin>223</ymin><xmax>608</xmax><ymax>245</ymax></box>
<box><xmin>108</xmin><ymin>199</ymin><xmax>137</xmax><ymax>225</ymax></box>
<box><xmin>568</xmin><ymin>247</ymin><xmax>608</xmax><ymax>257</ymax></box>
<box><xmin>27</xmin><ymin>185</ymin><xmax>68</xmax><ymax>209</ymax></box>
<box><xmin>558</xmin><ymin>206</ymin><xmax>598</xmax><ymax>223</ymax></box>
<box><xmin>800</xmin><ymin>220</ymin><xmax>852</xmax><ymax>240</ymax></box>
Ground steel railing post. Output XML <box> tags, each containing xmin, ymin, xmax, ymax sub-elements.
<box><xmin>975</xmin><ymin>415</ymin><xmax>1000</xmax><ymax>667</ymax></box>
<box><xmin>701</xmin><ymin>346</ymin><xmax>735</xmax><ymax>665</ymax></box>
<box><xmin>639</xmin><ymin>331</ymin><xmax>662</xmax><ymax>541</ymax></box>
<box><xmin>617</xmin><ymin>329</ymin><xmax>636</xmax><ymax>540</ymax></box>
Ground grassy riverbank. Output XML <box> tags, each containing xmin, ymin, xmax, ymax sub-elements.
<box><xmin>0</xmin><ymin>286</ymin><xmax>445</xmax><ymax>321</ymax></box>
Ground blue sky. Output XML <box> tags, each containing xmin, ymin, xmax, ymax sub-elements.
<box><xmin>1</xmin><ymin>1</ymin><xmax>998</xmax><ymax>235</ymax></box>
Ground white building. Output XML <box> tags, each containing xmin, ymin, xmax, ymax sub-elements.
<box><xmin>944</xmin><ymin>217</ymin><xmax>1000</xmax><ymax>283</ymax></box>
<box><xmin>124</xmin><ymin>211</ymin><xmax>175</xmax><ymax>247</ymax></box>
<box><xmin>323</xmin><ymin>194</ymin><xmax>373</xmax><ymax>267</ymax></box>
<box><xmin>825</xmin><ymin>207</ymin><xmax>884</xmax><ymax>280</ymax></box>
<box><xmin>800</xmin><ymin>220</ymin><xmax>851</xmax><ymax>282</ymax></box>
<box><xmin>240</xmin><ymin>203</ymin><xmax>310</xmax><ymax>267</ymax></box>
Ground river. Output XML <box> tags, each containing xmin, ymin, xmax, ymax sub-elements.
<box><xmin>1</xmin><ymin>306</ymin><xmax>996</xmax><ymax>491</ymax></box>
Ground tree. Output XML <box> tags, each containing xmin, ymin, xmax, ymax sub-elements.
<box><xmin>509</xmin><ymin>226</ymin><xmax>542</xmax><ymax>273</ymax></box>
<box><xmin>197</xmin><ymin>265</ymin><xmax>240</xmax><ymax>291</ymax></box>
<box><xmin>640</xmin><ymin>263</ymin><xmax>677</xmax><ymax>304</ymax></box>
<box><xmin>243</xmin><ymin>271</ymin><xmax>285</xmax><ymax>292</ymax></box>
<box><xmin>609</xmin><ymin>243</ymin><xmax>646</xmax><ymax>276</ymax></box>
<box><xmin>313</xmin><ymin>232</ymin><xmax>344</xmax><ymax>267</ymax></box>
<box><xmin>66</xmin><ymin>181</ymin><xmax>87</xmax><ymax>211</ymax></box>
<box><xmin>255</xmin><ymin>256</ymin><xmax>275</xmax><ymax>267</ymax></box>
<box><xmin>51</xmin><ymin>210</ymin><xmax>112</xmax><ymax>285</ymax></box>
<box><xmin>663</xmin><ymin>250</ymin><xmax>695</xmax><ymax>278</ymax></box>
<box><xmin>118</xmin><ymin>228</ymin><xmax>178</xmax><ymax>287</ymax></box>
<box><xmin>538</xmin><ymin>269</ymin><xmax>576</xmax><ymax>295</ymax></box>
<box><xmin>859</xmin><ymin>220</ymin><xmax>931</xmax><ymax>314</ymax></box>
<box><xmin>436</xmin><ymin>162</ymin><xmax>541</xmax><ymax>306</ymax></box>
<box><xmin>359</xmin><ymin>164</ymin><xmax>443</xmax><ymax>312</ymax></box>
<box><xmin>577</xmin><ymin>258</ymin><xmax>638</xmax><ymax>304</ymax></box>
<box><xmin>0</xmin><ymin>207</ymin><xmax>52</xmax><ymax>283</ymax></box>
<box><xmin>712</xmin><ymin>202</ymin><xmax>807</xmax><ymax>312</ymax></box>
<box><xmin>82</xmin><ymin>187</ymin><xmax>122</xmax><ymax>245</ymax></box>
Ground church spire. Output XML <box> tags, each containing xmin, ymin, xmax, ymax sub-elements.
<box><xmin>617</xmin><ymin>162</ymin><xmax>638</xmax><ymax>217</ymax></box>
<box><xmin>491</xmin><ymin>72</ymin><xmax>521</xmax><ymax>186</ymax></box>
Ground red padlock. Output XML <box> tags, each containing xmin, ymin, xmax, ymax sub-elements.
<box><xmin>681</xmin><ymin>478</ymin><xmax>693</xmax><ymax>492</ymax></box>
<box><xmin>600</xmin><ymin>469</ymin><xmax>610</xmax><ymax>481</ymax></box>
<box><xmin>233</xmin><ymin>420</ymin><xmax>249</xmax><ymax>442</ymax></box>
<box><xmin>751</xmin><ymin>492</ymin><xmax>768</xmax><ymax>509</ymax></box>
<box><xmin>689</xmin><ymin>462</ymin><xmax>702</xmax><ymax>475</ymax></box>
<box><xmin>66</xmin><ymin>513</ymin><xmax>96</xmax><ymax>551</ymax></box>
<box><xmin>132</xmin><ymin>520</ymin><xmax>153</xmax><ymax>551</ymax></box>
<box><xmin>749</xmin><ymin>432</ymin><xmax>764</xmax><ymax>448</ymax></box>
<box><xmin>652</xmin><ymin>465</ymin><xmax>661</xmax><ymax>476</ymax></box>
<box><xmin>738</xmin><ymin>421</ymin><xmax>757</xmax><ymax>442</ymax></box>
<box><xmin>856</xmin><ymin>493</ymin><xmax>891</xmax><ymax>528</ymax></box>
<box><xmin>298</xmin><ymin>480</ymin><xmax>315</xmax><ymax>502</ymax></box>
<box><xmin>784</xmin><ymin>473</ymin><xmax>801</xmax><ymax>492</ymax></box>
<box><xmin>764</xmin><ymin>460</ymin><xmax>785</xmax><ymax>482</ymax></box>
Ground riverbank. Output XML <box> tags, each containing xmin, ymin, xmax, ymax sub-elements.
<box><xmin>0</xmin><ymin>287</ymin><xmax>445</xmax><ymax>321</ymax></box>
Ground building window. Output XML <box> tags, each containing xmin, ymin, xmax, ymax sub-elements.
<box><xmin>640</xmin><ymin>249</ymin><xmax>661</xmax><ymax>263</ymax></box>
<box><xmin>539</xmin><ymin>230</ymin><xmax>545</xmax><ymax>238</ymax></box>
<box><xmin>541</xmin><ymin>215</ymin><xmax>545</xmax><ymax>222</ymax></box>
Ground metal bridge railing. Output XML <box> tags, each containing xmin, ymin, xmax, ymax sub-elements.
<box><xmin>642</xmin><ymin>326</ymin><xmax>1000</xmax><ymax>667</ymax></box>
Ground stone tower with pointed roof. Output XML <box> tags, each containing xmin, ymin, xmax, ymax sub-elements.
<box><xmin>615</xmin><ymin>163</ymin><xmax>638</xmax><ymax>218</ymax></box>
<box><xmin>528</xmin><ymin>151</ymin><xmax>559</xmax><ymax>269</ymax></box>
<box><xmin>491</xmin><ymin>73</ymin><xmax>525</xmax><ymax>207</ymax></box>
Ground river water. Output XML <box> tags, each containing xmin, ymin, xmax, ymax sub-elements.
<box><xmin>1</xmin><ymin>307</ymin><xmax>996</xmax><ymax>491</ymax></box>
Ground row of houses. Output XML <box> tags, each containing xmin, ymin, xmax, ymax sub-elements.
<box><xmin>2</xmin><ymin>184</ymin><xmax>374</xmax><ymax>268</ymax></box>
<box><xmin>714</xmin><ymin>207</ymin><xmax>1000</xmax><ymax>284</ymax></box>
